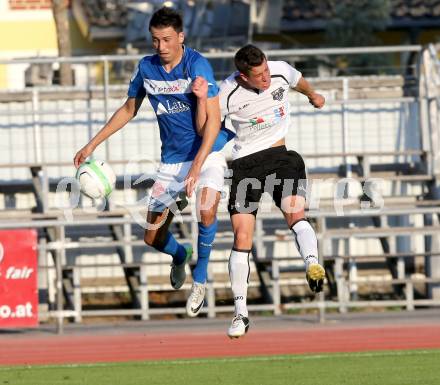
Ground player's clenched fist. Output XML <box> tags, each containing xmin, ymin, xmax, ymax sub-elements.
<box><xmin>308</xmin><ymin>92</ymin><xmax>325</xmax><ymax>109</ymax></box>
<box><xmin>192</xmin><ymin>76</ymin><xmax>208</xmax><ymax>99</ymax></box>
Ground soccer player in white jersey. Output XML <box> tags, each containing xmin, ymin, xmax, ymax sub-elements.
<box><xmin>219</xmin><ymin>45</ymin><xmax>326</xmax><ymax>337</ymax></box>
<box><xmin>74</xmin><ymin>7</ymin><xmax>232</xmax><ymax>317</ymax></box>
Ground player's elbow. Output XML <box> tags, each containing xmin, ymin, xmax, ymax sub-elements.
<box><xmin>122</xmin><ymin>98</ymin><xmax>141</xmax><ymax>120</ymax></box>
<box><xmin>118</xmin><ymin>104</ymin><xmax>133</xmax><ymax>119</ymax></box>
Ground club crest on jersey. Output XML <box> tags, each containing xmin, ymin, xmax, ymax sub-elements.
<box><xmin>271</xmin><ymin>87</ymin><xmax>284</xmax><ymax>101</ymax></box>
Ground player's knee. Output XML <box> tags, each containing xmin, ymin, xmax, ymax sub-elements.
<box><xmin>199</xmin><ymin>208</ymin><xmax>217</xmax><ymax>226</ymax></box>
<box><xmin>233</xmin><ymin>230</ymin><xmax>253</xmax><ymax>249</ymax></box>
<box><xmin>144</xmin><ymin>231</ymin><xmax>159</xmax><ymax>247</ymax></box>
<box><xmin>143</xmin><ymin>232</ymin><xmax>153</xmax><ymax>246</ymax></box>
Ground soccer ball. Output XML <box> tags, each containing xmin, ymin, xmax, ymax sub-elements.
<box><xmin>76</xmin><ymin>159</ymin><xmax>116</xmax><ymax>199</ymax></box>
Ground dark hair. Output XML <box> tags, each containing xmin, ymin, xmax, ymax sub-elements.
<box><xmin>149</xmin><ymin>7</ymin><xmax>183</xmax><ymax>33</ymax></box>
<box><xmin>234</xmin><ymin>45</ymin><xmax>266</xmax><ymax>75</ymax></box>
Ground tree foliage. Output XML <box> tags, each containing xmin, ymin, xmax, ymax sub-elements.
<box><xmin>325</xmin><ymin>0</ymin><xmax>392</xmax><ymax>75</ymax></box>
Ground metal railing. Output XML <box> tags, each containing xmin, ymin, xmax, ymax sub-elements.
<box><xmin>0</xmin><ymin>45</ymin><xmax>439</xmax><ymax>332</ymax></box>
<box><xmin>2</xmin><ymin>202</ymin><xmax>440</xmax><ymax>333</ymax></box>
<box><xmin>0</xmin><ymin>45</ymin><xmax>425</xmax><ymax>179</ymax></box>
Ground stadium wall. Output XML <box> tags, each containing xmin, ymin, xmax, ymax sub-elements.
<box><xmin>8</xmin><ymin>0</ymin><xmax>52</xmax><ymax>10</ymax></box>
<box><xmin>0</xmin><ymin>2</ymin><xmax>121</xmax><ymax>89</ymax></box>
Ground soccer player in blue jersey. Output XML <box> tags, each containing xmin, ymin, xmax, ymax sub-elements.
<box><xmin>74</xmin><ymin>7</ymin><xmax>232</xmax><ymax>317</ymax></box>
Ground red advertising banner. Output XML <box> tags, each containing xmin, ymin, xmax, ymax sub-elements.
<box><xmin>0</xmin><ymin>229</ymin><xmax>38</xmax><ymax>328</ymax></box>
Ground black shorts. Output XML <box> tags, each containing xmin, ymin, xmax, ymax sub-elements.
<box><xmin>228</xmin><ymin>145</ymin><xmax>307</xmax><ymax>216</ymax></box>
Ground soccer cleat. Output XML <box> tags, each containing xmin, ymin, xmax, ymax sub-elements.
<box><xmin>170</xmin><ymin>244</ymin><xmax>192</xmax><ymax>290</ymax></box>
<box><xmin>306</xmin><ymin>263</ymin><xmax>325</xmax><ymax>293</ymax></box>
<box><xmin>186</xmin><ymin>282</ymin><xmax>206</xmax><ymax>317</ymax></box>
<box><xmin>227</xmin><ymin>314</ymin><xmax>250</xmax><ymax>339</ymax></box>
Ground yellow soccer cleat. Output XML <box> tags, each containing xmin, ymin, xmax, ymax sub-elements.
<box><xmin>306</xmin><ymin>263</ymin><xmax>325</xmax><ymax>293</ymax></box>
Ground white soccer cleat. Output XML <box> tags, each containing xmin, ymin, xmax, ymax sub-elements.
<box><xmin>186</xmin><ymin>282</ymin><xmax>206</xmax><ymax>317</ymax></box>
<box><xmin>170</xmin><ymin>245</ymin><xmax>192</xmax><ymax>290</ymax></box>
<box><xmin>227</xmin><ymin>314</ymin><xmax>250</xmax><ymax>339</ymax></box>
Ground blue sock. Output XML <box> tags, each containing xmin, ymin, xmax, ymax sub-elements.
<box><xmin>155</xmin><ymin>232</ymin><xmax>187</xmax><ymax>265</ymax></box>
<box><xmin>193</xmin><ymin>219</ymin><xmax>217</xmax><ymax>284</ymax></box>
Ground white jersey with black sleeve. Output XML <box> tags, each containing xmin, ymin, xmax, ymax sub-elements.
<box><xmin>219</xmin><ymin>61</ymin><xmax>302</xmax><ymax>160</ymax></box>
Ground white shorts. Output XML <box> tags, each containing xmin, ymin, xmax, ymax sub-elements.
<box><xmin>148</xmin><ymin>151</ymin><xmax>227</xmax><ymax>212</ymax></box>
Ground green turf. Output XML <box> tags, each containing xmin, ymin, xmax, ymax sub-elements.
<box><xmin>1</xmin><ymin>350</ymin><xmax>439</xmax><ymax>385</ymax></box>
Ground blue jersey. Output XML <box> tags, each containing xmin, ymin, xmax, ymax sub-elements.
<box><xmin>128</xmin><ymin>46</ymin><xmax>231</xmax><ymax>163</ymax></box>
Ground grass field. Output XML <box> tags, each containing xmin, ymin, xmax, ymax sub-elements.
<box><xmin>1</xmin><ymin>350</ymin><xmax>439</xmax><ymax>385</ymax></box>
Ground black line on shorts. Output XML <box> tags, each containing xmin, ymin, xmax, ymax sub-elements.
<box><xmin>230</xmin><ymin>211</ymin><xmax>258</xmax><ymax>217</ymax></box>
<box><xmin>226</xmin><ymin>83</ymin><xmax>240</xmax><ymax>111</ymax></box>
<box><xmin>271</xmin><ymin>74</ymin><xmax>289</xmax><ymax>85</ymax></box>
<box><xmin>232</xmin><ymin>247</ymin><xmax>252</xmax><ymax>253</ymax></box>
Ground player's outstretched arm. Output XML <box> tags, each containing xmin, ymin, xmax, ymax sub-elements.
<box><xmin>294</xmin><ymin>77</ymin><xmax>325</xmax><ymax>109</ymax></box>
<box><xmin>73</xmin><ymin>97</ymin><xmax>143</xmax><ymax>168</ymax></box>
<box><xmin>192</xmin><ymin>76</ymin><xmax>209</xmax><ymax>136</ymax></box>
<box><xmin>184</xmin><ymin>95</ymin><xmax>221</xmax><ymax>196</ymax></box>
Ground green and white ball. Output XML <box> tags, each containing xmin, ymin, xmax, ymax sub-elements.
<box><xmin>76</xmin><ymin>159</ymin><xmax>116</xmax><ymax>199</ymax></box>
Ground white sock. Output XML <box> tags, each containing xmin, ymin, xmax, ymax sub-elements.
<box><xmin>229</xmin><ymin>249</ymin><xmax>250</xmax><ymax>317</ymax></box>
<box><xmin>291</xmin><ymin>219</ymin><xmax>319</xmax><ymax>268</ymax></box>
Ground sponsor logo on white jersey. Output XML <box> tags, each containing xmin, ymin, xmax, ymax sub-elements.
<box><xmin>249</xmin><ymin>117</ymin><xmax>272</xmax><ymax>132</ymax></box>
<box><xmin>273</xmin><ymin>106</ymin><xmax>286</xmax><ymax>123</ymax></box>
<box><xmin>249</xmin><ymin>117</ymin><xmax>265</xmax><ymax>126</ymax></box>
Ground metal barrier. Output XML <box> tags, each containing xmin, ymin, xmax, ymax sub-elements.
<box><xmin>3</xmin><ymin>202</ymin><xmax>440</xmax><ymax>333</ymax></box>
<box><xmin>1</xmin><ymin>45</ymin><xmax>440</xmax><ymax>333</ymax></box>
